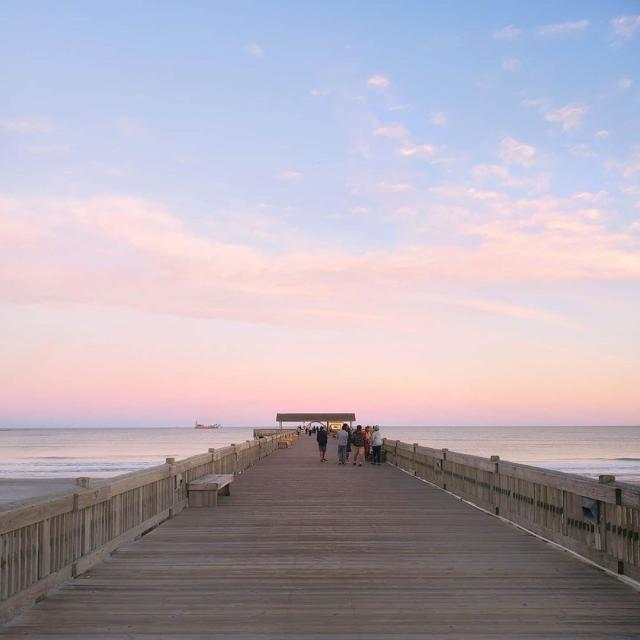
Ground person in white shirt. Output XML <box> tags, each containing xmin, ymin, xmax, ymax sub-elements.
<box><xmin>371</xmin><ymin>426</ymin><xmax>383</xmax><ymax>465</ymax></box>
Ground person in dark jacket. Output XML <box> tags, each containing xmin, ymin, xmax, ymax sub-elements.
<box><xmin>316</xmin><ymin>426</ymin><xmax>328</xmax><ymax>462</ymax></box>
<box><xmin>351</xmin><ymin>425</ymin><xmax>365</xmax><ymax>466</ymax></box>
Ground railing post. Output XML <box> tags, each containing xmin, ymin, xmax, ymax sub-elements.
<box><xmin>112</xmin><ymin>493</ymin><xmax>121</xmax><ymax>538</ymax></box>
<box><xmin>441</xmin><ymin>449</ymin><xmax>448</xmax><ymax>490</ymax></box>
<box><xmin>490</xmin><ymin>456</ymin><xmax>500</xmax><ymax>515</ymax></box>
<box><xmin>38</xmin><ymin>519</ymin><xmax>51</xmax><ymax>579</ymax></box>
<box><xmin>231</xmin><ymin>444</ymin><xmax>238</xmax><ymax>475</ymax></box>
<box><xmin>165</xmin><ymin>457</ymin><xmax>177</xmax><ymax>518</ymax></box>
<box><xmin>413</xmin><ymin>443</ymin><xmax>418</xmax><ymax>476</ymax></box>
<box><xmin>246</xmin><ymin>440</ymin><xmax>253</xmax><ymax>467</ymax></box>
<box><xmin>82</xmin><ymin>507</ymin><xmax>92</xmax><ymax>556</ymax></box>
<box><xmin>597</xmin><ymin>475</ymin><xmax>615</xmax><ymax>553</ymax></box>
<box><xmin>71</xmin><ymin>493</ymin><xmax>81</xmax><ymax>577</ymax></box>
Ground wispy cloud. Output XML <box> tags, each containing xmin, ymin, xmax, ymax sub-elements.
<box><xmin>389</xmin><ymin>103</ymin><xmax>412</xmax><ymax>112</ymax></box>
<box><xmin>431</xmin><ymin>111</ymin><xmax>448</xmax><ymax>126</ymax></box>
<box><xmin>544</xmin><ymin>103</ymin><xmax>588</xmax><ymax>131</ymax></box>
<box><xmin>0</xmin><ymin>117</ymin><xmax>53</xmax><ymax>134</ymax></box>
<box><xmin>367</xmin><ymin>74</ymin><xmax>390</xmax><ymax>90</ymax></box>
<box><xmin>245</xmin><ymin>42</ymin><xmax>264</xmax><ymax>57</ymax></box>
<box><xmin>432</xmin><ymin>295</ymin><xmax>584</xmax><ymax>331</ymax></box>
<box><xmin>310</xmin><ymin>88</ymin><xmax>331</xmax><ymax>97</ymax></box>
<box><xmin>493</xmin><ymin>25</ymin><xmax>522</xmax><ymax>40</ymax></box>
<box><xmin>610</xmin><ymin>15</ymin><xmax>640</xmax><ymax>46</ymax></box>
<box><xmin>275</xmin><ymin>170</ymin><xmax>303</xmax><ymax>181</ymax></box>
<box><xmin>373</xmin><ymin>121</ymin><xmax>442</xmax><ymax>163</ymax></box>
<box><xmin>501</xmin><ymin>57</ymin><xmax>519</xmax><ymax>71</ymax></box>
<box><xmin>2</xmin><ymin>193</ymin><xmax>639</xmax><ymax>334</ymax></box>
<box><xmin>499</xmin><ymin>137</ymin><xmax>536</xmax><ymax>167</ymax></box>
<box><xmin>536</xmin><ymin>19</ymin><xmax>589</xmax><ymax>36</ymax></box>
<box><xmin>572</xmin><ymin>190</ymin><xmax>609</xmax><ymax>204</ymax></box>
<box><xmin>398</xmin><ymin>144</ymin><xmax>437</xmax><ymax>159</ymax></box>
<box><xmin>568</xmin><ymin>144</ymin><xmax>596</xmax><ymax>159</ymax></box>
<box><xmin>619</xmin><ymin>77</ymin><xmax>633</xmax><ymax>91</ymax></box>
<box><xmin>520</xmin><ymin>97</ymin><xmax>548</xmax><ymax>110</ymax></box>
<box><xmin>372</xmin><ymin>124</ymin><xmax>409</xmax><ymax>142</ymax></box>
<box><xmin>471</xmin><ymin>164</ymin><xmax>550</xmax><ymax>194</ymax></box>
<box><xmin>378</xmin><ymin>181</ymin><xmax>412</xmax><ymax>192</ymax></box>
<box><xmin>595</xmin><ymin>130</ymin><xmax>609</xmax><ymax>139</ymax></box>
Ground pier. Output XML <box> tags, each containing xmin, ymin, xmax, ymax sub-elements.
<box><xmin>1</xmin><ymin>433</ymin><xmax>639</xmax><ymax>638</ymax></box>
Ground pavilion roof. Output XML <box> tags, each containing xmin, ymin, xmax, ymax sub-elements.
<box><xmin>276</xmin><ymin>413</ymin><xmax>356</xmax><ymax>423</ymax></box>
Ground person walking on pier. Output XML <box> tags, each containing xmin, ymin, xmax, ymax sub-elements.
<box><xmin>345</xmin><ymin>425</ymin><xmax>352</xmax><ymax>462</ymax></box>
<box><xmin>316</xmin><ymin>425</ymin><xmax>328</xmax><ymax>462</ymax></box>
<box><xmin>351</xmin><ymin>425</ymin><xmax>365</xmax><ymax>466</ymax></box>
<box><xmin>371</xmin><ymin>425</ymin><xmax>383</xmax><ymax>465</ymax></box>
<box><xmin>337</xmin><ymin>424</ymin><xmax>349</xmax><ymax>464</ymax></box>
<box><xmin>364</xmin><ymin>425</ymin><xmax>372</xmax><ymax>461</ymax></box>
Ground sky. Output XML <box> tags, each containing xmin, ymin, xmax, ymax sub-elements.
<box><xmin>1</xmin><ymin>1</ymin><xmax>639</xmax><ymax>427</ymax></box>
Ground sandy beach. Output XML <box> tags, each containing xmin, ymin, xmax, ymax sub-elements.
<box><xmin>0</xmin><ymin>478</ymin><xmax>79</xmax><ymax>511</ymax></box>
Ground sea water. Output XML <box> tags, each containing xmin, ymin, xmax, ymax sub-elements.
<box><xmin>1</xmin><ymin>425</ymin><xmax>639</xmax><ymax>482</ymax></box>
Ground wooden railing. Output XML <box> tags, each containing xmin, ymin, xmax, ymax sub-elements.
<box><xmin>0</xmin><ymin>433</ymin><xmax>295</xmax><ymax>622</ymax></box>
<box><xmin>253</xmin><ymin>428</ymin><xmax>299</xmax><ymax>438</ymax></box>
<box><xmin>383</xmin><ymin>439</ymin><xmax>640</xmax><ymax>582</ymax></box>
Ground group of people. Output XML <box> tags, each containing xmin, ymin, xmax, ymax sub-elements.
<box><xmin>313</xmin><ymin>423</ymin><xmax>383</xmax><ymax>466</ymax></box>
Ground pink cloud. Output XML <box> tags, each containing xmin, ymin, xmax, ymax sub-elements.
<box><xmin>1</xmin><ymin>193</ymin><xmax>639</xmax><ymax>335</ymax></box>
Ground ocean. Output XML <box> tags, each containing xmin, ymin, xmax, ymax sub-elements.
<box><xmin>1</xmin><ymin>425</ymin><xmax>640</xmax><ymax>483</ymax></box>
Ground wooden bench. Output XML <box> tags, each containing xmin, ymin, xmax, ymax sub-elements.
<box><xmin>188</xmin><ymin>474</ymin><xmax>234</xmax><ymax>507</ymax></box>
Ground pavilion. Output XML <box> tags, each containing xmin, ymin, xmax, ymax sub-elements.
<box><xmin>276</xmin><ymin>412</ymin><xmax>355</xmax><ymax>431</ymax></box>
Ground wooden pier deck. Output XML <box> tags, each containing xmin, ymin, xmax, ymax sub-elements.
<box><xmin>2</xmin><ymin>436</ymin><xmax>639</xmax><ymax>639</ymax></box>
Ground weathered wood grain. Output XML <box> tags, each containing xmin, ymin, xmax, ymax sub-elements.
<box><xmin>0</xmin><ymin>434</ymin><xmax>287</xmax><ymax>624</ymax></box>
<box><xmin>2</xmin><ymin>435</ymin><xmax>638</xmax><ymax>639</ymax></box>
<box><xmin>385</xmin><ymin>438</ymin><xmax>640</xmax><ymax>582</ymax></box>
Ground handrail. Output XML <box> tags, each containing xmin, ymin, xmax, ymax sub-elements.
<box><xmin>0</xmin><ymin>432</ymin><xmax>296</xmax><ymax>622</ymax></box>
<box><xmin>383</xmin><ymin>439</ymin><xmax>640</xmax><ymax>582</ymax></box>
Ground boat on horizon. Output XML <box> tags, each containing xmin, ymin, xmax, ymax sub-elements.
<box><xmin>194</xmin><ymin>422</ymin><xmax>222</xmax><ymax>430</ymax></box>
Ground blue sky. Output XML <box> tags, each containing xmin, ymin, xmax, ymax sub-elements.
<box><xmin>1</xmin><ymin>2</ymin><xmax>639</xmax><ymax>426</ymax></box>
